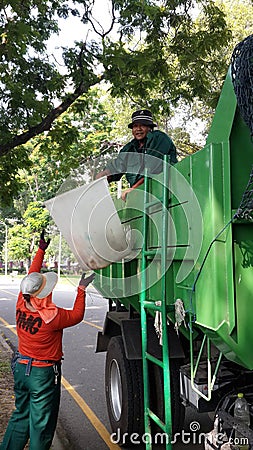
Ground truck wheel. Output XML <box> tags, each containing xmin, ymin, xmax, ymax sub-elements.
<box><xmin>105</xmin><ymin>336</ymin><xmax>144</xmax><ymax>446</ymax></box>
<box><xmin>149</xmin><ymin>358</ymin><xmax>185</xmax><ymax>433</ymax></box>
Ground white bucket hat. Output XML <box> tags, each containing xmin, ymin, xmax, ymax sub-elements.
<box><xmin>20</xmin><ymin>272</ymin><xmax>58</xmax><ymax>299</ymax></box>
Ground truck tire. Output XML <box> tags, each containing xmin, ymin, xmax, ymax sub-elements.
<box><xmin>105</xmin><ymin>336</ymin><xmax>144</xmax><ymax>446</ymax></box>
<box><xmin>149</xmin><ymin>358</ymin><xmax>185</xmax><ymax>433</ymax></box>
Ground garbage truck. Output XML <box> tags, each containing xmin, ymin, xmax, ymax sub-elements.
<box><xmin>45</xmin><ymin>35</ymin><xmax>253</xmax><ymax>449</ymax></box>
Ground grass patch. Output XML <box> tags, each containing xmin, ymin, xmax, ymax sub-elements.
<box><xmin>0</xmin><ymin>360</ymin><xmax>11</xmax><ymax>376</ymax></box>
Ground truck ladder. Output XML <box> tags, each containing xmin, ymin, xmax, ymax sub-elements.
<box><xmin>140</xmin><ymin>155</ymin><xmax>173</xmax><ymax>450</ymax></box>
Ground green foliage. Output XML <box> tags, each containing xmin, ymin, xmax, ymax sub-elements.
<box><xmin>173</xmin><ymin>0</ymin><xmax>253</xmax><ymax>142</ymax></box>
<box><xmin>14</xmin><ymin>89</ymin><xmax>116</xmax><ymax>209</ymax></box>
<box><xmin>23</xmin><ymin>201</ymin><xmax>50</xmax><ymax>232</ymax></box>
<box><xmin>5</xmin><ymin>201</ymin><xmax>49</xmax><ymax>261</ymax></box>
<box><xmin>0</xmin><ymin>1</ymin><xmax>65</xmax><ymax>141</ymax></box>
<box><xmin>0</xmin><ymin>0</ymin><xmax>231</xmax><ymax>155</ymax></box>
<box><xmin>47</xmin><ymin>233</ymin><xmax>76</xmax><ymax>263</ymax></box>
<box><xmin>170</xmin><ymin>126</ymin><xmax>201</xmax><ymax>159</ymax></box>
<box><xmin>216</xmin><ymin>0</ymin><xmax>253</xmax><ymax>49</ymax></box>
<box><xmin>101</xmin><ymin>0</ymin><xmax>231</xmax><ymax>112</ymax></box>
<box><xmin>0</xmin><ymin>0</ymin><xmax>249</xmax><ymax>209</ymax></box>
<box><xmin>7</xmin><ymin>224</ymin><xmax>31</xmax><ymax>261</ymax></box>
<box><xmin>0</xmin><ymin>146</ymin><xmax>31</xmax><ymax>207</ymax></box>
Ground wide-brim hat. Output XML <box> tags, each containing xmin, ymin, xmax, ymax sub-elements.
<box><xmin>20</xmin><ymin>272</ymin><xmax>58</xmax><ymax>299</ymax></box>
<box><xmin>128</xmin><ymin>109</ymin><xmax>157</xmax><ymax>129</ymax></box>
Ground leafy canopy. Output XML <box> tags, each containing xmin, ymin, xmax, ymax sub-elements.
<box><xmin>0</xmin><ymin>0</ymin><xmax>231</xmax><ymax>157</ymax></box>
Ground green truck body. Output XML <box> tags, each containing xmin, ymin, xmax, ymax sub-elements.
<box><xmin>45</xmin><ymin>38</ymin><xmax>253</xmax><ymax>449</ymax></box>
<box><xmin>95</xmin><ymin>69</ymin><xmax>253</xmax><ymax>369</ymax></box>
<box><xmin>93</xmin><ymin>67</ymin><xmax>253</xmax><ymax>448</ymax></box>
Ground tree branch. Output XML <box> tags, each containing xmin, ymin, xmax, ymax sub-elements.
<box><xmin>82</xmin><ymin>0</ymin><xmax>116</xmax><ymax>39</ymax></box>
<box><xmin>0</xmin><ymin>79</ymin><xmax>98</xmax><ymax>157</ymax></box>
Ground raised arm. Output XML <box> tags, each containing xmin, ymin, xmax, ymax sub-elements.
<box><xmin>28</xmin><ymin>230</ymin><xmax>50</xmax><ymax>274</ymax></box>
<box><xmin>51</xmin><ymin>273</ymin><xmax>95</xmax><ymax>329</ymax></box>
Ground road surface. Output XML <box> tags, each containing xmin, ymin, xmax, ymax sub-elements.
<box><xmin>0</xmin><ymin>276</ymin><xmax>212</xmax><ymax>449</ymax></box>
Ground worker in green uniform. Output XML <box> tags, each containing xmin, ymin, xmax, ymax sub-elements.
<box><xmin>96</xmin><ymin>109</ymin><xmax>177</xmax><ymax>200</ymax></box>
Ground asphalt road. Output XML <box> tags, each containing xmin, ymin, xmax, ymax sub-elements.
<box><xmin>0</xmin><ymin>276</ymin><xmax>212</xmax><ymax>449</ymax></box>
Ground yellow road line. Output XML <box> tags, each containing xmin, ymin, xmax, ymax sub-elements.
<box><xmin>61</xmin><ymin>378</ymin><xmax>120</xmax><ymax>449</ymax></box>
<box><xmin>0</xmin><ymin>316</ymin><xmax>120</xmax><ymax>450</ymax></box>
<box><xmin>82</xmin><ymin>319</ymin><xmax>103</xmax><ymax>330</ymax></box>
<box><xmin>0</xmin><ymin>316</ymin><xmax>14</xmax><ymax>328</ymax></box>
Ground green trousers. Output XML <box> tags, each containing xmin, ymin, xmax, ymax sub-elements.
<box><xmin>0</xmin><ymin>362</ymin><xmax>61</xmax><ymax>450</ymax></box>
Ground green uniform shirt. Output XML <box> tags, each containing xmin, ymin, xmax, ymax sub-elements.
<box><xmin>106</xmin><ymin>130</ymin><xmax>177</xmax><ymax>186</ymax></box>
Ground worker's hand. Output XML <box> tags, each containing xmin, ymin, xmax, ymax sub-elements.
<box><xmin>121</xmin><ymin>187</ymin><xmax>134</xmax><ymax>202</ymax></box>
<box><xmin>39</xmin><ymin>229</ymin><xmax>51</xmax><ymax>251</ymax></box>
<box><xmin>79</xmin><ymin>272</ymin><xmax>95</xmax><ymax>288</ymax></box>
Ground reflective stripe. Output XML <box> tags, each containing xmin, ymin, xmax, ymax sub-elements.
<box><xmin>132</xmin><ymin>115</ymin><xmax>153</xmax><ymax>122</ymax></box>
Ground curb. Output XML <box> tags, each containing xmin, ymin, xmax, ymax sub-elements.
<box><xmin>52</xmin><ymin>420</ymin><xmax>71</xmax><ymax>450</ymax></box>
<box><xmin>0</xmin><ymin>332</ymin><xmax>13</xmax><ymax>354</ymax></box>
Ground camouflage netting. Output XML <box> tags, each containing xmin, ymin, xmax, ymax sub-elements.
<box><xmin>231</xmin><ymin>35</ymin><xmax>253</xmax><ymax>220</ymax></box>
<box><xmin>235</xmin><ymin>166</ymin><xmax>253</xmax><ymax>220</ymax></box>
<box><xmin>231</xmin><ymin>34</ymin><xmax>253</xmax><ymax>137</ymax></box>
